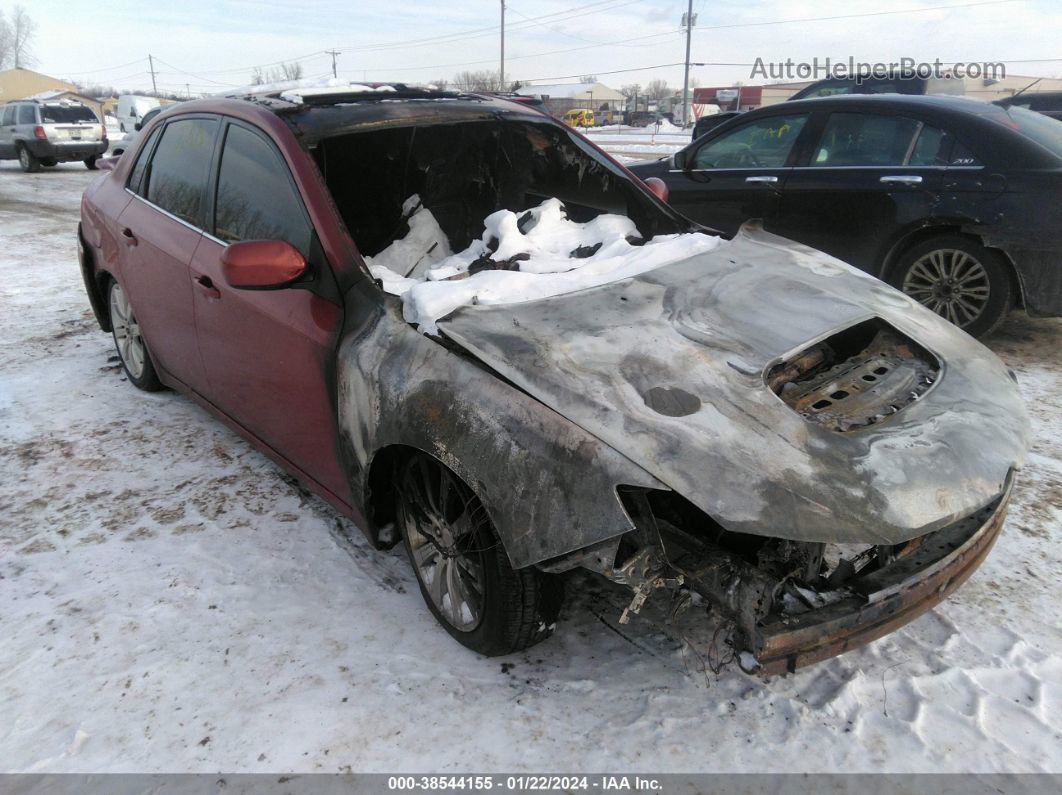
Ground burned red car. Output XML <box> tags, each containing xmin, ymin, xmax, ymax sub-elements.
<box><xmin>78</xmin><ymin>84</ymin><xmax>1029</xmax><ymax>673</ymax></box>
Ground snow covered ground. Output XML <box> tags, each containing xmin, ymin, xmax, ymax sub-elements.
<box><xmin>1</xmin><ymin>163</ymin><xmax>1060</xmax><ymax>774</ymax></box>
<box><xmin>585</xmin><ymin>124</ymin><xmax>690</xmax><ymax>164</ymax></box>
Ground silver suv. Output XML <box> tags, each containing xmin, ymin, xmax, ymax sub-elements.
<box><xmin>0</xmin><ymin>99</ymin><xmax>108</xmax><ymax>172</ymax></box>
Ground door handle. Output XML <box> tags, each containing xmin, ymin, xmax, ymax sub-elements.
<box><xmin>121</xmin><ymin>227</ymin><xmax>137</xmax><ymax>246</ymax></box>
<box><xmin>880</xmin><ymin>175</ymin><xmax>923</xmax><ymax>185</ymax></box>
<box><xmin>745</xmin><ymin>175</ymin><xmax>778</xmax><ymax>183</ymax></box>
<box><xmin>193</xmin><ymin>274</ymin><xmax>221</xmax><ymax>300</ymax></box>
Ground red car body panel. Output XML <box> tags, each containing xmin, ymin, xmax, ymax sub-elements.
<box><xmin>80</xmin><ymin>98</ymin><xmax>360</xmax><ymax>515</ymax></box>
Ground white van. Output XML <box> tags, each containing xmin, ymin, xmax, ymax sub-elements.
<box><xmin>115</xmin><ymin>95</ymin><xmax>161</xmax><ymax>132</ymax></box>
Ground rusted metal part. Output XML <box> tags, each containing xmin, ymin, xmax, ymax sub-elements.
<box><xmin>770</xmin><ymin>324</ymin><xmax>939</xmax><ymax>433</ymax></box>
<box><xmin>752</xmin><ymin>480</ymin><xmax>1012</xmax><ymax>674</ymax></box>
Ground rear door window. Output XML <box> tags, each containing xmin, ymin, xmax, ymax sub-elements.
<box><xmin>213</xmin><ymin>123</ymin><xmax>312</xmax><ymax>256</ymax></box>
<box><xmin>907</xmin><ymin>124</ymin><xmax>951</xmax><ymax>166</ymax></box>
<box><xmin>144</xmin><ymin>118</ymin><xmax>218</xmax><ymax>227</ymax></box>
<box><xmin>692</xmin><ymin>114</ymin><xmax>809</xmax><ymax>169</ymax></box>
<box><xmin>127</xmin><ymin>126</ymin><xmax>163</xmax><ymax>195</ymax></box>
<box><xmin>17</xmin><ymin>105</ymin><xmax>36</xmax><ymax>125</ymax></box>
<box><xmin>812</xmin><ymin>113</ymin><xmax>920</xmax><ymax>166</ymax></box>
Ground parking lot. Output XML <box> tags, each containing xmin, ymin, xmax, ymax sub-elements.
<box><xmin>1</xmin><ymin>161</ymin><xmax>1060</xmax><ymax>774</ymax></box>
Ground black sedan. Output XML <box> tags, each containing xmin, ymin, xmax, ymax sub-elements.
<box><xmin>630</xmin><ymin>94</ymin><xmax>1062</xmax><ymax>337</ymax></box>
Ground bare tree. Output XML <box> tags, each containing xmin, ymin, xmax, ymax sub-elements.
<box><xmin>645</xmin><ymin>79</ymin><xmax>671</xmax><ymax>102</ymax></box>
<box><xmin>429</xmin><ymin>77</ymin><xmax>449</xmax><ymax>91</ymax></box>
<box><xmin>251</xmin><ymin>61</ymin><xmax>304</xmax><ymax>85</ymax></box>
<box><xmin>580</xmin><ymin>74</ymin><xmax>598</xmax><ymax>83</ymax></box>
<box><xmin>0</xmin><ymin>11</ymin><xmax>12</xmax><ymax>70</ymax></box>
<box><xmin>451</xmin><ymin>69</ymin><xmax>507</xmax><ymax>92</ymax></box>
<box><xmin>10</xmin><ymin>4</ymin><xmax>35</xmax><ymax>68</ymax></box>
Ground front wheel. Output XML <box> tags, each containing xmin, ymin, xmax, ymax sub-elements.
<box><xmin>17</xmin><ymin>145</ymin><xmax>41</xmax><ymax>173</ymax></box>
<box><xmin>397</xmin><ymin>453</ymin><xmax>563</xmax><ymax>656</ymax></box>
<box><xmin>108</xmin><ymin>279</ymin><xmax>163</xmax><ymax>391</ymax></box>
<box><xmin>890</xmin><ymin>235</ymin><xmax>1012</xmax><ymax>338</ymax></box>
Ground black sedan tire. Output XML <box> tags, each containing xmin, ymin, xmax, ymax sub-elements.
<box><xmin>108</xmin><ymin>279</ymin><xmax>164</xmax><ymax>391</ymax></box>
<box><xmin>397</xmin><ymin>453</ymin><xmax>563</xmax><ymax>656</ymax></box>
<box><xmin>890</xmin><ymin>235</ymin><xmax>1012</xmax><ymax>338</ymax></box>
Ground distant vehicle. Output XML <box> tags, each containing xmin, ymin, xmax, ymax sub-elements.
<box><xmin>625</xmin><ymin>110</ymin><xmax>664</xmax><ymax>128</ymax></box>
<box><xmin>0</xmin><ymin>99</ymin><xmax>108</xmax><ymax>171</ymax></box>
<box><xmin>562</xmin><ymin>108</ymin><xmax>594</xmax><ymax>127</ymax></box>
<box><xmin>116</xmin><ymin>95</ymin><xmax>161</xmax><ymax>133</ymax></box>
<box><xmin>111</xmin><ymin>105</ymin><xmax>165</xmax><ymax>157</ymax></box>
<box><xmin>788</xmin><ymin>70</ymin><xmax>964</xmax><ymax>101</ymax></box>
<box><xmin>629</xmin><ymin>93</ymin><xmax>1062</xmax><ymax>337</ymax></box>
<box><xmin>691</xmin><ymin>111</ymin><xmax>743</xmax><ymax>141</ymax></box>
<box><xmin>994</xmin><ymin>91</ymin><xmax>1062</xmax><ymax>121</ymax></box>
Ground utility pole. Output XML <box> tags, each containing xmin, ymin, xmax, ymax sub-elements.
<box><xmin>500</xmin><ymin>1</ymin><xmax>505</xmax><ymax>91</ymax></box>
<box><xmin>325</xmin><ymin>49</ymin><xmax>340</xmax><ymax>79</ymax></box>
<box><xmin>148</xmin><ymin>53</ymin><xmax>158</xmax><ymax>95</ymax></box>
<box><xmin>680</xmin><ymin>0</ymin><xmax>696</xmax><ymax>127</ymax></box>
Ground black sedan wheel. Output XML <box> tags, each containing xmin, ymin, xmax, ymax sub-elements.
<box><xmin>397</xmin><ymin>453</ymin><xmax>563</xmax><ymax>656</ymax></box>
<box><xmin>892</xmin><ymin>236</ymin><xmax>1012</xmax><ymax>338</ymax></box>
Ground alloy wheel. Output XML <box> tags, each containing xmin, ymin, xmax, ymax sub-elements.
<box><xmin>902</xmin><ymin>248</ymin><xmax>990</xmax><ymax>328</ymax></box>
<box><xmin>400</xmin><ymin>457</ymin><xmax>486</xmax><ymax>632</ymax></box>
<box><xmin>109</xmin><ymin>282</ymin><xmax>147</xmax><ymax>379</ymax></box>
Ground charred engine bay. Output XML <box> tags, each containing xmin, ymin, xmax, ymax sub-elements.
<box><xmin>766</xmin><ymin>318</ymin><xmax>940</xmax><ymax>433</ymax></box>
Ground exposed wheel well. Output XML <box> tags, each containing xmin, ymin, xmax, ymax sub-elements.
<box><xmin>880</xmin><ymin>225</ymin><xmax>1023</xmax><ymax>307</ymax></box>
<box><xmin>364</xmin><ymin>444</ymin><xmax>423</xmax><ymax>548</ymax></box>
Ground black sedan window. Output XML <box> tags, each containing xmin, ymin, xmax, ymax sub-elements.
<box><xmin>692</xmin><ymin>114</ymin><xmax>808</xmax><ymax>169</ymax></box>
<box><xmin>812</xmin><ymin>113</ymin><xmax>920</xmax><ymax>166</ymax></box>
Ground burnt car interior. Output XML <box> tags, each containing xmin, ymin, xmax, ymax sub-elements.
<box><xmin>311</xmin><ymin>118</ymin><xmax>686</xmax><ymax>261</ymax></box>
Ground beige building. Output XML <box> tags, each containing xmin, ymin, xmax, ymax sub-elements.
<box><xmin>518</xmin><ymin>82</ymin><xmax>627</xmax><ymax>119</ymax></box>
<box><xmin>0</xmin><ymin>68</ymin><xmax>78</xmax><ymax>105</ymax></box>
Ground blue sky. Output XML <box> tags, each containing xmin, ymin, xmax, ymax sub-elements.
<box><xmin>18</xmin><ymin>0</ymin><xmax>1062</xmax><ymax>94</ymax></box>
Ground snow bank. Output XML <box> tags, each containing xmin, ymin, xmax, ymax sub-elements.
<box><xmin>366</xmin><ymin>197</ymin><xmax>724</xmax><ymax>334</ymax></box>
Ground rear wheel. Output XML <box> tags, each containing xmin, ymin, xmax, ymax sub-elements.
<box><xmin>17</xmin><ymin>145</ymin><xmax>41</xmax><ymax>173</ymax></box>
<box><xmin>397</xmin><ymin>453</ymin><xmax>563</xmax><ymax>656</ymax></box>
<box><xmin>84</xmin><ymin>155</ymin><xmax>99</xmax><ymax>170</ymax></box>
<box><xmin>890</xmin><ymin>235</ymin><xmax>1012</xmax><ymax>338</ymax></box>
<box><xmin>108</xmin><ymin>279</ymin><xmax>163</xmax><ymax>391</ymax></box>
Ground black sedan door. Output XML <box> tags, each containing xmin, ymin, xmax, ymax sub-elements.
<box><xmin>769</xmin><ymin>111</ymin><xmax>947</xmax><ymax>274</ymax></box>
<box><xmin>658</xmin><ymin>111</ymin><xmax>814</xmax><ymax>235</ymax></box>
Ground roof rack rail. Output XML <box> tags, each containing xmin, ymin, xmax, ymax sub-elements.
<box><xmin>296</xmin><ymin>88</ymin><xmax>465</xmax><ymax>106</ymax></box>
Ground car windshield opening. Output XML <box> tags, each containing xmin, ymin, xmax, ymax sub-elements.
<box><xmin>314</xmin><ymin>118</ymin><xmax>687</xmax><ymax>259</ymax></box>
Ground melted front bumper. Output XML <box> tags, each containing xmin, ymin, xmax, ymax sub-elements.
<box><xmin>750</xmin><ymin>477</ymin><xmax>1012</xmax><ymax>675</ymax></box>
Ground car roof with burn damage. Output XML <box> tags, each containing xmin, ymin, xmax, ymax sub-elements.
<box><xmin>222</xmin><ymin>83</ymin><xmax>550</xmax><ymax>144</ymax></box>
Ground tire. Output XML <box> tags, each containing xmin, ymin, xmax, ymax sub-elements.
<box><xmin>107</xmin><ymin>279</ymin><xmax>164</xmax><ymax>391</ymax></box>
<box><xmin>397</xmin><ymin>453</ymin><xmax>563</xmax><ymax>656</ymax></box>
<box><xmin>17</xmin><ymin>144</ymin><xmax>41</xmax><ymax>173</ymax></box>
<box><xmin>40</xmin><ymin>157</ymin><xmax>57</xmax><ymax>167</ymax></box>
<box><xmin>889</xmin><ymin>235</ymin><xmax>1012</xmax><ymax>338</ymax></box>
<box><xmin>84</xmin><ymin>155</ymin><xmax>99</xmax><ymax>170</ymax></box>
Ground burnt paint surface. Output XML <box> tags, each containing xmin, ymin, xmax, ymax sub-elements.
<box><xmin>335</xmin><ymin>280</ymin><xmax>663</xmax><ymax>570</ymax></box>
<box><xmin>440</xmin><ymin>224</ymin><xmax>1030</xmax><ymax>546</ymax></box>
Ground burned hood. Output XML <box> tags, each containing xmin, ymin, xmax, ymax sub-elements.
<box><xmin>439</xmin><ymin>224</ymin><xmax>1030</xmax><ymax>545</ymax></box>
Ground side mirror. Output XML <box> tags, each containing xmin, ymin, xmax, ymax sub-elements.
<box><xmin>221</xmin><ymin>240</ymin><xmax>307</xmax><ymax>290</ymax></box>
<box><xmin>643</xmin><ymin>177</ymin><xmax>669</xmax><ymax>203</ymax></box>
<box><xmin>672</xmin><ymin>149</ymin><xmax>687</xmax><ymax>171</ymax></box>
